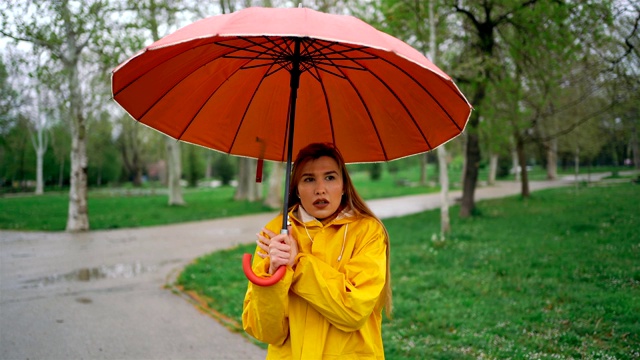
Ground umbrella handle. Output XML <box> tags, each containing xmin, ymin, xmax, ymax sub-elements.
<box><xmin>242</xmin><ymin>253</ymin><xmax>286</xmax><ymax>286</ymax></box>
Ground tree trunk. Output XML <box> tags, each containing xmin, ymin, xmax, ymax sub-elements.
<box><xmin>437</xmin><ymin>145</ymin><xmax>450</xmax><ymax>235</ymax></box>
<box><xmin>546</xmin><ymin>138</ymin><xmax>558</xmax><ymax>180</ymax></box>
<box><xmin>610</xmin><ymin>140</ymin><xmax>619</xmax><ymax>176</ymax></box>
<box><xmin>235</xmin><ymin>158</ymin><xmax>262</xmax><ymax>202</ymax></box>
<box><xmin>35</xmin><ymin>150</ymin><xmax>44</xmax><ymax>194</ymax></box>
<box><xmin>460</xmin><ymin>109</ymin><xmax>482</xmax><ymax>218</ymax></box>
<box><xmin>429</xmin><ymin>0</ymin><xmax>449</xmax><ymax>235</ymax></box>
<box><xmin>58</xmin><ymin>158</ymin><xmax>64</xmax><ymax>188</ymax></box>
<box><xmin>32</xmin><ymin>126</ymin><xmax>47</xmax><ymax>195</ymax></box>
<box><xmin>166</xmin><ymin>138</ymin><xmax>185</xmax><ymax>205</ymax></box>
<box><xmin>516</xmin><ymin>135</ymin><xmax>530</xmax><ymax>198</ymax></box>
<box><xmin>420</xmin><ymin>153</ymin><xmax>428</xmax><ymax>186</ymax></box>
<box><xmin>512</xmin><ymin>146</ymin><xmax>520</xmax><ymax>182</ymax></box>
<box><xmin>134</xmin><ymin>168</ymin><xmax>143</xmax><ymax>187</ymax></box>
<box><xmin>64</xmin><ymin>5</ymin><xmax>89</xmax><ymax>231</ymax></box>
<box><xmin>264</xmin><ymin>161</ymin><xmax>284</xmax><ymax>209</ymax></box>
<box><xmin>632</xmin><ymin>120</ymin><xmax>640</xmax><ymax>170</ymax></box>
<box><xmin>66</xmin><ymin>108</ymin><xmax>90</xmax><ymax>231</ymax></box>
<box><xmin>205</xmin><ymin>151</ymin><xmax>213</xmax><ymax>179</ymax></box>
<box><xmin>488</xmin><ymin>152</ymin><xmax>498</xmax><ymax>185</ymax></box>
<box><xmin>459</xmin><ymin>70</ymin><xmax>487</xmax><ymax>218</ymax></box>
<box><xmin>574</xmin><ymin>146</ymin><xmax>580</xmax><ymax>183</ymax></box>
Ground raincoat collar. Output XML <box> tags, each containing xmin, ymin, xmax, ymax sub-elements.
<box><xmin>291</xmin><ymin>205</ymin><xmax>355</xmax><ymax>227</ymax></box>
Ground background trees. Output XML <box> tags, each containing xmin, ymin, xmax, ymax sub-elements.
<box><xmin>1</xmin><ymin>0</ymin><xmax>637</xmax><ymax>231</ymax></box>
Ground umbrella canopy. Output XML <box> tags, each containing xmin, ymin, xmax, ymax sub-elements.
<box><xmin>112</xmin><ymin>7</ymin><xmax>471</xmax><ymax>164</ymax></box>
<box><xmin>112</xmin><ymin>7</ymin><xmax>472</xmax><ymax>286</ymax></box>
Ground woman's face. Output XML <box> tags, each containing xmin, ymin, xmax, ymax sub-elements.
<box><xmin>297</xmin><ymin>156</ymin><xmax>344</xmax><ymax>221</ymax></box>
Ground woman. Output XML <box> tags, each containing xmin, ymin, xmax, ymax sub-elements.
<box><xmin>242</xmin><ymin>142</ymin><xmax>392</xmax><ymax>359</ymax></box>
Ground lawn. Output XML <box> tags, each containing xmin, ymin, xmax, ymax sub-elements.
<box><xmin>0</xmin><ymin>187</ymin><xmax>272</xmax><ymax>231</ymax></box>
<box><xmin>0</xmin><ymin>166</ymin><xmax>633</xmax><ymax>232</ymax></box>
<box><xmin>176</xmin><ymin>183</ymin><xmax>640</xmax><ymax>359</ymax></box>
<box><xmin>0</xmin><ymin>167</ymin><xmax>443</xmax><ymax>231</ymax></box>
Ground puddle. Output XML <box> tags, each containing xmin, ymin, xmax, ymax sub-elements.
<box><xmin>23</xmin><ymin>262</ymin><xmax>157</xmax><ymax>288</ymax></box>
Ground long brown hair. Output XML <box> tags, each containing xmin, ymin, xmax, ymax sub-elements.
<box><xmin>288</xmin><ymin>142</ymin><xmax>392</xmax><ymax>317</ymax></box>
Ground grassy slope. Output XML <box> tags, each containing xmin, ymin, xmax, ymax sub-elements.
<box><xmin>178</xmin><ymin>183</ymin><xmax>640</xmax><ymax>359</ymax></box>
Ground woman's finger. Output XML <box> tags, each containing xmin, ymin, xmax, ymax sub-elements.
<box><xmin>256</xmin><ymin>239</ymin><xmax>269</xmax><ymax>252</ymax></box>
<box><xmin>262</xmin><ymin>227</ymin><xmax>277</xmax><ymax>238</ymax></box>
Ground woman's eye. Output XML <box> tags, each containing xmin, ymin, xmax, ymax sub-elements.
<box><xmin>303</xmin><ymin>177</ymin><xmax>314</xmax><ymax>182</ymax></box>
<box><xmin>326</xmin><ymin>175</ymin><xmax>335</xmax><ymax>181</ymax></box>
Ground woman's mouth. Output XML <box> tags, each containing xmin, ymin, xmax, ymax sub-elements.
<box><xmin>313</xmin><ymin>199</ymin><xmax>329</xmax><ymax>208</ymax></box>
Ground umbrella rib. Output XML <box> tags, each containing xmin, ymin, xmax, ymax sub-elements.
<box><xmin>217</xmin><ymin>37</ymin><xmax>289</xmax><ymax>60</ymax></box>
<box><xmin>135</xmin><ymin>51</ymin><xmax>246</xmax><ymax>125</ymax></box>
<box><xmin>359</xmin><ymin>48</ymin><xmax>466</xmax><ymax>132</ymax></box>
<box><xmin>227</xmin><ymin>63</ymin><xmax>278</xmax><ymax>155</ymax></box>
<box><xmin>311</xmin><ymin>65</ymin><xmax>336</xmax><ymax>146</ymax></box>
<box><xmin>303</xmin><ymin>41</ymin><xmax>372</xmax><ymax>80</ymax></box>
<box><xmin>334</xmin><ymin>65</ymin><xmax>389</xmax><ymax>161</ymax></box>
<box><xmin>350</xmin><ymin>58</ymin><xmax>433</xmax><ymax>150</ymax></box>
<box><xmin>114</xmin><ymin>40</ymin><xmax>236</xmax><ymax>99</ymax></box>
<box><xmin>174</xmin><ymin>63</ymin><xmax>250</xmax><ymax>142</ymax></box>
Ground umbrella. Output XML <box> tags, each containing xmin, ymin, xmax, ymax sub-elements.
<box><xmin>112</xmin><ymin>6</ymin><xmax>472</xmax><ymax>286</ymax></box>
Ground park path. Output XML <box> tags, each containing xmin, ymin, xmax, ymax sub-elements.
<box><xmin>0</xmin><ymin>175</ymin><xmax>614</xmax><ymax>359</ymax></box>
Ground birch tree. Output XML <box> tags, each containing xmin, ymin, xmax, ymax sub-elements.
<box><xmin>1</xmin><ymin>0</ymin><xmax>112</xmax><ymax>230</ymax></box>
<box><xmin>428</xmin><ymin>0</ymin><xmax>451</xmax><ymax>237</ymax></box>
<box><xmin>29</xmin><ymin>88</ymin><xmax>52</xmax><ymax>195</ymax></box>
<box><xmin>124</xmin><ymin>0</ymin><xmax>187</xmax><ymax>205</ymax></box>
<box><xmin>373</xmin><ymin>0</ymin><xmax>453</xmax><ymax>235</ymax></box>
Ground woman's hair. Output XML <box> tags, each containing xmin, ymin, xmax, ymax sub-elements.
<box><xmin>288</xmin><ymin>142</ymin><xmax>392</xmax><ymax>317</ymax></box>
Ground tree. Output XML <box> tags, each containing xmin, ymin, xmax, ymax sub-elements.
<box><xmin>373</xmin><ymin>0</ymin><xmax>453</xmax><ymax>235</ymax></box>
<box><xmin>0</xmin><ymin>56</ymin><xmax>19</xmax><ymax>142</ymax></box>
<box><xmin>429</xmin><ymin>0</ymin><xmax>451</xmax><ymax>237</ymax></box>
<box><xmin>214</xmin><ymin>154</ymin><xmax>235</xmax><ymax>186</ymax></box>
<box><xmin>446</xmin><ymin>1</ymin><xmax>615</xmax><ymax>209</ymax></box>
<box><xmin>1</xmin><ymin>0</ymin><xmax>114</xmax><ymax>231</ymax></box>
<box><xmin>0</xmin><ymin>53</ymin><xmax>22</xmax><ymax>188</ymax></box>
<box><xmin>88</xmin><ymin>111</ymin><xmax>121</xmax><ymax>186</ymax></box>
<box><xmin>124</xmin><ymin>0</ymin><xmax>187</xmax><ymax>205</ymax></box>
<box><xmin>264</xmin><ymin>161</ymin><xmax>284</xmax><ymax>209</ymax></box>
<box><xmin>29</xmin><ymin>88</ymin><xmax>51</xmax><ymax>195</ymax></box>
<box><xmin>117</xmin><ymin>114</ymin><xmax>150</xmax><ymax>186</ymax></box>
<box><xmin>235</xmin><ymin>157</ymin><xmax>262</xmax><ymax>201</ymax></box>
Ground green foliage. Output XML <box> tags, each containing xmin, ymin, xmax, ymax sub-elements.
<box><xmin>214</xmin><ymin>154</ymin><xmax>235</xmax><ymax>186</ymax></box>
<box><xmin>184</xmin><ymin>144</ymin><xmax>205</xmax><ymax>187</ymax></box>
<box><xmin>178</xmin><ymin>183</ymin><xmax>640</xmax><ymax>359</ymax></box>
<box><xmin>369</xmin><ymin>162</ymin><xmax>382</xmax><ymax>181</ymax></box>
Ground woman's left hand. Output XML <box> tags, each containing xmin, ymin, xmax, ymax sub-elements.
<box><xmin>256</xmin><ymin>226</ymin><xmax>298</xmax><ymax>274</ymax></box>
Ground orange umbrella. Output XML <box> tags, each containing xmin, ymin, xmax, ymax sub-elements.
<box><xmin>112</xmin><ymin>7</ymin><xmax>472</xmax><ymax>286</ymax></box>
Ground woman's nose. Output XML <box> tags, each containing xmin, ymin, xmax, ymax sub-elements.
<box><xmin>314</xmin><ymin>181</ymin><xmax>326</xmax><ymax>194</ymax></box>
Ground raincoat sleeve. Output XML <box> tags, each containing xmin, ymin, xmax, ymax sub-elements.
<box><xmin>291</xmin><ymin>219</ymin><xmax>386</xmax><ymax>332</ymax></box>
<box><xmin>242</xmin><ymin>218</ymin><xmax>294</xmax><ymax>345</ymax></box>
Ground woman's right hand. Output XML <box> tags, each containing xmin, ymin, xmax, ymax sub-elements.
<box><xmin>256</xmin><ymin>226</ymin><xmax>299</xmax><ymax>275</ymax></box>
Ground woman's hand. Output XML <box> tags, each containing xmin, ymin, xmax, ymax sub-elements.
<box><xmin>256</xmin><ymin>226</ymin><xmax>299</xmax><ymax>275</ymax></box>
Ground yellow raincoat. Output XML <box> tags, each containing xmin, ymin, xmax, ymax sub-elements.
<box><xmin>242</xmin><ymin>205</ymin><xmax>387</xmax><ymax>359</ymax></box>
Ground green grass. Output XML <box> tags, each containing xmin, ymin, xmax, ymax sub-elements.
<box><xmin>0</xmin><ymin>168</ymin><xmax>444</xmax><ymax>231</ymax></box>
<box><xmin>0</xmin><ymin>166</ymin><xmax>633</xmax><ymax>231</ymax></box>
<box><xmin>0</xmin><ymin>187</ymin><xmax>272</xmax><ymax>231</ymax></box>
<box><xmin>177</xmin><ymin>183</ymin><xmax>640</xmax><ymax>359</ymax></box>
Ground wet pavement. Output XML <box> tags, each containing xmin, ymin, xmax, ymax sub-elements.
<box><xmin>0</xmin><ymin>176</ymin><xmax>619</xmax><ymax>359</ymax></box>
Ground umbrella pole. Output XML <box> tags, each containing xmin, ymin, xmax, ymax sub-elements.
<box><xmin>281</xmin><ymin>38</ymin><xmax>302</xmax><ymax>233</ymax></box>
<box><xmin>243</xmin><ymin>38</ymin><xmax>302</xmax><ymax>286</ymax></box>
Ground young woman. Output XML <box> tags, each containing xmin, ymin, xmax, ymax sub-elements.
<box><xmin>242</xmin><ymin>142</ymin><xmax>392</xmax><ymax>359</ymax></box>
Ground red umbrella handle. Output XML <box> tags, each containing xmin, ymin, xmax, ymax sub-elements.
<box><xmin>242</xmin><ymin>253</ymin><xmax>286</xmax><ymax>286</ymax></box>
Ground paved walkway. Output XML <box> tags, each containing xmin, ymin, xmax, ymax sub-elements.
<box><xmin>0</xmin><ymin>174</ymin><xmax>624</xmax><ymax>359</ymax></box>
